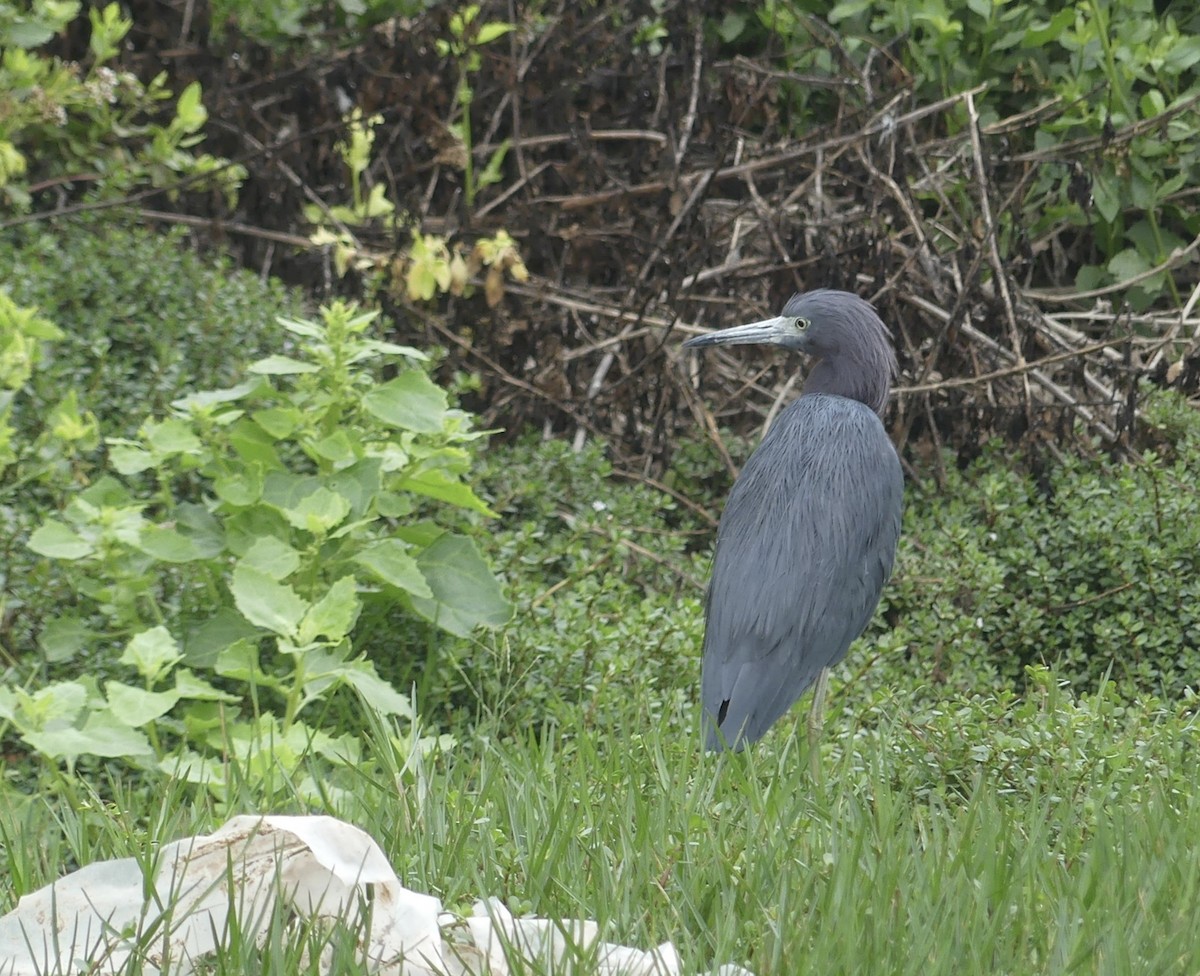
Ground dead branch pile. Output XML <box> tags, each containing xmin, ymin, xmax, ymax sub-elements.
<box><xmin>67</xmin><ymin>1</ymin><xmax>1200</xmax><ymax>473</ymax></box>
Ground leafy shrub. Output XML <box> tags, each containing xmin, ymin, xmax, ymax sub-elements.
<box><xmin>0</xmin><ymin>2</ymin><xmax>243</xmax><ymax>210</ymax></box>
<box><xmin>6</xmin><ymin>301</ymin><xmax>509</xmax><ymax>797</ymax></box>
<box><xmin>1</xmin><ymin>217</ymin><xmax>296</xmax><ymax>439</ymax></box>
<box><xmin>413</xmin><ymin>436</ymin><xmax>709</xmax><ymax>737</ymax></box>
<box><xmin>879</xmin><ymin>389</ymin><xmax>1200</xmax><ymax>701</ymax></box>
<box><xmin>738</xmin><ymin>0</ymin><xmax>1200</xmax><ymax>306</ymax></box>
<box><xmin>0</xmin><ymin>218</ymin><xmax>298</xmax><ymax>667</ymax></box>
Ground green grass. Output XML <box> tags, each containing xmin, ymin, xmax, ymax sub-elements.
<box><xmin>4</xmin><ymin>674</ymin><xmax>1198</xmax><ymax>974</ymax></box>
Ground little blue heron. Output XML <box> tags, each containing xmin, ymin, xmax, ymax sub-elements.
<box><xmin>684</xmin><ymin>290</ymin><xmax>903</xmax><ymax>753</ymax></box>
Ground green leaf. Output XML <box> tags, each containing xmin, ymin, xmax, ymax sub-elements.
<box><xmin>105</xmin><ymin>682</ymin><xmax>181</xmax><ymax>727</ymax></box>
<box><xmin>119</xmin><ymin>626</ymin><xmax>183</xmax><ymax>683</ymax></box>
<box><xmin>253</xmin><ymin>406</ymin><xmax>304</xmax><ymax>439</ymax></box>
<box><xmin>1107</xmin><ymin>248</ymin><xmax>1151</xmax><ymax>281</ymax></box>
<box><xmin>400</xmin><ymin>467</ymin><xmax>497</xmax><ymax>516</ymax></box>
<box><xmin>38</xmin><ymin>616</ymin><xmax>94</xmax><ymax>664</ymax></box>
<box><xmin>174</xmin><ymin>502</ymin><xmax>225</xmax><ymax>557</ymax></box>
<box><xmin>136</xmin><ymin>525</ymin><xmax>205</xmax><ymax>563</ymax></box>
<box><xmin>1022</xmin><ymin>8</ymin><xmax>1074</xmax><ymax>46</ymax></box>
<box><xmin>108</xmin><ymin>444</ymin><xmax>156</xmax><ymax>475</ymax></box>
<box><xmin>475</xmin><ymin>21</ymin><xmax>514</xmax><ymax>44</ymax></box>
<box><xmin>310</xmin><ymin>430</ymin><xmax>359</xmax><ymax>463</ymax></box>
<box><xmin>184</xmin><ymin>608</ymin><xmax>261</xmax><ymax>668</ymax></box>
<box><xmin>327</xmin><ymin>459</ymin><xmax>383</xmax><ymax>518</ymax></box>
<box><xmin>28</xmin><ymin>521</ymin><xmax>93</xmax><ymax>559</ymax></box>
<box><xmin>214</xmin><ymin>466</ymin><xmax>265</xmax><ymax>506</ymax></box>
<box><xmin>410</xmin><ymin>533</ymin><xmax>511</xmax><ymax>636</ymax></box>
<box><xmin>361</xmin><ymin>371</ymin><xmax>449</xmax><ymax>433</ymax></box>
<box><xmin>248</xmin><ymin>355</ymin><xmax>320</xmax><ymax>375</ymax></box>
<box><xmin>215</xmin><ymin>639</ymin><xmax>283</xmax><ymax>689</ymax></box>
<box><xmin>717</xmin><ymin>11</ymin><xmax>747</xmax><ymax>42</ymax></box>
<box><xmin>172</xmin><ymin>379</ymin><xmax>261</xmax><ymax>411</ymax></box>
<box><xmin>25</xmin><ymin>715</ymin><xmax>154</xmax><ymax>760</ymax></box>
<box><xmin>298</xmin><ymin>576</ymin><xmax>361</xmax><ymax>644</ymax></box>
<box><xmin>174</xmin><ymin>669</ymin><xmax>240</xmax><ymax>703</ymax></box>
<box><xmin>307</xmin><ymin>653</ymin><xmax>415</xmax><ymax>715</ymax></box>
<box><xmin>353</xmin><ymin>539</ymin><xmax>432</xmax><ymax>597</ymax></box>
<box><xmin>231</xmin><ymin>563</ymin><xmax>308</xmax><ymax>637</ymax></box>
<box><xmin>279</xmin><ymin>486</ymin><xmax>352</xmax><ymax>534</ymax></box>
<box><xmin>242</xmin><ymin>536</ymin><xmax>302</xmax><ymax>579</ymax></box>
<box><xmin>143</xmin><ymin>417</ymin><xmax>202</xmax><ymax>456</ymax></box>
<box><xmin>1092</xmin><ymin>172</ymin><xmax>1122</xmax><ymax>224</ymax></box>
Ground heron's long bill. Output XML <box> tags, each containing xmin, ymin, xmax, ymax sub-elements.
<box><xmin>683</xmin><ymin>316</ymin><xmax>793</xmax><ymax>348</ymax></box>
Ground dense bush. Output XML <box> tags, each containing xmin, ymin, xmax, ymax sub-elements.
<box><xmin>0</xmin><ymin>1</ymin><xmax>242</xmax><ymax>211</ymax></box>
<box><xmin>739</xmin><ymin>0</ymin><xmax>1200</xmax><ymax>305</ymax></box>
<box><xmin>875</xmin><ymin>390</ymin><xmax>1200</xmax><ymax>702</ymax></box>
<box><xmin>1</xmin><ymin>217</ymin><xmax>295</xmax><ymax>439</ymax></box>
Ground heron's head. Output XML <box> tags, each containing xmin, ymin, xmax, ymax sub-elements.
<box><xmin>683</xmin><ymin>289</ymin><xmax>897</xmax><ymax>415</ymax></box>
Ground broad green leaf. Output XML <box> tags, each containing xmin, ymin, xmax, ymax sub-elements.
<box><xmin>328</xmin><ymin>459</ymin><xmax>383</xmax><ymax>517</ymax></box>
<box><xmin>172</xmin><ymin>379</ymin><xmax>261</xmax><ymax>411</ymax></box>
<box><xmin>280</xmin><ymin>486</ymin><xmax>351</xmax><ymax>534</ymax></box>
<box><xmin>28</xmin><ymin>521</ymin><xmax>93</xmax><ymax>559</ymax></box>
<box><xmin>411</xmin><ymin>533</ymin><xmax>511</xmax><ymax>637</ymax></box>
<box><xmin>475</xmin><ymin>21</ymin><xmax>513</xmax><ymax>44</ymax></box>
<box><xmin>401</xmin><ymin>468</ymin><xmax>496</xmax><ymax>516</ymax></box>
<box><xmin>248</xmin><ymin>354</ymin><xmax>320</xmax><ymax>375</ymax></box>
<box><xmin>215</xmin><ymin>639</ymin><xmax>283</xmax><ymax>689</ymax></box>
<box><xmin>184</xmin><ymin>609</ymin><xmax>261</xmax><ymax>668</ymax></box>
<box><xmin>137</xmin><ymin>525</ymin><xmax>205</xmax><ymax>563</ymax></box>
<box><xmin>13</xmin><ymin>681</ymin><xmax>88</xmax><ymax>726</ymax></box>
<box><xmin>174</xmin><ymin>669</ymin><xmax>240</xmax><ymax>703</ymax></box>
<box><xmin>353</xmin><ymin>539</ymin><xmax>432</xmax><ymax>597</ymax></box>
<box><xmin>298</xmin><ymin>576</ymin><xmax>361</xmax><ymax>644</ymax></box>
<box><xmin>310</xmin><ymin>430</ymin><xmax>358</xmax><ymax>463</ymax></box>
<box><xmin>108</xmin><ymin>443</ymin><xmax>155</xmax><ymax>474</ymax></box>
<box><xmin>1107</xmin><ymin>248</ymin><xmax>1151</xmax><ymax>281</ymax></box>
<box><xmin>300</xmin><ymin>648</ymin><xmax>411</xmax><ymax>718</ymax></box>
<box><xmin>26</xmin><ymin>712</ymin><xmax>154</xmax><ymax>760</ymax></box>
<box><xmin>231</xmin><ymin>563</ymin><xmax>308</xmax><ymax>637</ymax></box>
<box><xmin>143</xmin><ymin>417</ymin><xmax>202</xmax><ymax>456</ymax></box>
<box><xmin>119</xmin><ymin>626</ymin><xmax>183</xmax><ymax>683</ymax></box>
<box><xmin>253</xmin><ymin>406</ymin><xmax>304</xmax><ymax>439</ymax></box>
<box><xmin>38</xmin><ymin>616</ymin><xmax>94</xmax><ymax>663</ymax></box>
<box><xmin>174</xmin><ymin>503</ymin><xmax>225</xmax><ymax>557</ymax></box>
<box><xmin>228</xmin><ymin>418</ymin><xmax>284</xmax><ymax>468</ymax></box>
<box><xmin>361</xmin><ymin>371</ymin><xmax>448</xmax><ymax>433</ymax></box>
<box><xmin>105</xmin><ymin>682</ymin><xmax>181</xmax><ymax>727</ymax></box>
<box><xmin>242</xmin><ymin>536</ymin><xmax>302</xmax><ymax>580</ymax></box>
<box><xmin>214</xmin><ymin>467</ymin><xmax>264</xmax><ymax>506</ymax></box>
<box><xmin>277</xmin><ymin>315</ymin><xmax>325</xmax><ymax>338</ymax></box>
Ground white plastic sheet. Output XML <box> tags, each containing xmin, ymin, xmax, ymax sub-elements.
<box><xmin>0</xmin><ymin>815</ymin><xmax>754</xmax><ymax>976</ymax></box>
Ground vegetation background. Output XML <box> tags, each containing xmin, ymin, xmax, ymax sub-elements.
<box><xmin>3</xmin><ymin>0</ymin><xmax>1200</xmax><ymax>972</ymax></box>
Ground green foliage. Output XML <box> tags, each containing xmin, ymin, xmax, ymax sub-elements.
<box><xmin>410</xmin><ymin>435</ymin><xmax>707</xmax><ymax>737</ymax></box>
<box><xmin>0</xmin><ymin>217</ymin><xmax>295</xmax><ymax>440</ymax></box>
<box><xmin>882</xmin><ymin>390</ymin><xmax>1200</xmax><ymax>701</ymax></box>
<box><xmin>208</xmin><ymin>0</ymin><xmax>427</xmax><ymax>47</ymax></box>
<box><xmin>0</xmin><ymin>218</ymin><xmax>297</xmax><ymax>672</ymax></box>
<box><xmin>10</xmin><ymin>301</ymin><xmax>509</xmax><ymax>794</ymax></box>
<box><xmin>0</xmin><ymin>2</ymin><xmax>244</xmax><ymax>210</ymax></box>
<box><xmin>738</xmin><ymin>0</ymin><xmax>1200</xmax><ymax>306</ymax></box>
<box><xmin>435</xmin><ymin>3</ymin><xmax>515</xmax><ymax>209</ymax></box>
<box><xmin>306</xmin><ymin>109</ymin><xmax>528</xmax><ymax>304</ymax></box>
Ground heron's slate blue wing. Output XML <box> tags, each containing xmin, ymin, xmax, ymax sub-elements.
<box><xmin>700</xmin><ymin>394</ymin><xmax>903</xmax><ymax>750</ymax></box>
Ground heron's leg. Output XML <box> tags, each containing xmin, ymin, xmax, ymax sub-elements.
<box><xmin>807</xmin><ymin>667</ymin><xmax>830</xmax><ymax>780</ymax></box>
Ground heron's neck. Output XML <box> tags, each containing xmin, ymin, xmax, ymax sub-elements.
<box><xmin>802</xmin><ymin>357</ymin><xmax>890</xmax><ymax>416</ymax></box>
